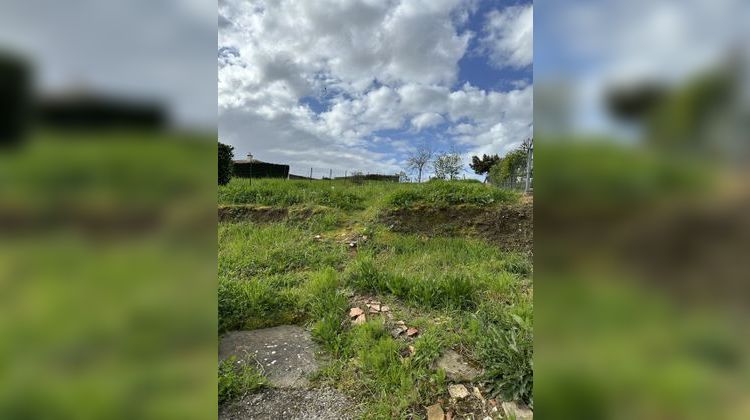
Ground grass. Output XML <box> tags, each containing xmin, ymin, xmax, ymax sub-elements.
<box><xmin>218</xmin><ymin>356</ymin><xmax>268</xmax><ymax>405</ymax></box>
<box><xmin>217</xmin><ymin>178</ymin><xmax>533</xmax><ymax>416</ymax></box>
<box><xmin>387</xmin><ymin>179</ymin><xmax>519</xmax><ymax>207</ymax></box>
<box><xmin>219</xmin><ymin>178</ymin><xmax>519</xmax><ymax>211</ymax></box>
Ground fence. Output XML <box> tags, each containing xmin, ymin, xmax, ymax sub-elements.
<box><xmin>489</xmin><ymin>145</ymin><xmax>534</xmax><ymax>193</ymax></box>
<box><xmin>250</xmin><ymin>165</ymin><xmax>404</xmax><ymax>184</ymax></box>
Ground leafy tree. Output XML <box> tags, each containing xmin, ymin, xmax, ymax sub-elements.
<box><xmin>470</xmin><ymin>154</ymin><xmax>501</xmax><ymax>175</ymax></box>
<box><xmin>432</xmin><ymin>151</ymin><xmax>463</xmax><ymax>180</ymax></box>
<box><xmin>405</xmin><ymin>142</ymin><xmax>433</xmax><ymax>182</ymax></box>
<box><xmin>498</xmin><ymin>149</ymin><xmax>528</xmax><ymax>182</ymax></box>
<box><xmin>488</xmin><ymin>139</ymin><xmax>532</xmax><ymax>186</ymax></box>
<box><xmin>218</xmin><ymin>142</ymin><xmax>234</xmax><ymax>185</ymax></box>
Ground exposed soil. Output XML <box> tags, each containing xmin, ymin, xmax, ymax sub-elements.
<box><xmin>379</xmin><ymin>199</ymin><xmax>533</xmax><ymax>253</ymax></box>
<box><xmin>218</xmin><ymin>205</ymin><xmax>329</xmax><ymax>224</ymax></box>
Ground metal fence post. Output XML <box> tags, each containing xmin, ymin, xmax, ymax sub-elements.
<box><xmin>524</xmin><ymin>143</ymin><xmax>533</xmax><ymax>193</ymax></box>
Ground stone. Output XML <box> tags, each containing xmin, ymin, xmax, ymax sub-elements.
<box><xmin>426</xmin><ymin>403</ymin><xmax>445</xmax><ymax>420</ymax></box>
<box><xmin>390</xmin><ymin>328</ymin><xmax>405</xmax><ymax>338</ymax></box>
<box><xmin>349</xmin><ymin>307</ymin><xmax>364</xmax><ymax>318</ymax></box>
<box><xmin>448</xmin><ymin>384</ymin><xmax>470</xmax><ymax>400</ymax></box>
<box><xmin>352</xmin><ymin>314</ymin><xmax>366</xmax><ymax>325</ymax></box>
<box><xmin>502</xmin><ymin>401</ymin><xmax>533</xmax><ymax>420</ymax></box>
<box><xmin>219</xmin><ymin>326</ymin><xmax>317</xmax><ymax>388</ymax></box>
<box><xmin>472</xmin><ymin>386</ymin><xmax>485</xmax><ymax>403</ymax></box>
<box><xmin>369</xmin><ymin>303</ymin><xmax>381</xmax><ymax>312</ymax></box>
<box><xmin>406</xmin><ymin>327</ymin><xmax>419</xmax><ymax>337</ymax></box>
<box><xmin>435</xmin><ymin>350</ymin><xmax>482</xmax><ymax>382</ymax></box>
<box><xmin>381</xmin><ymin>305</ymin><xmax>390</xmax><ymax>312</ymax></box>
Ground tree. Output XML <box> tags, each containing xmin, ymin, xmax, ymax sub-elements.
<box><xmin>218</xmin><ymin>142</ymin><xmax>234</xmax><ymax>185</ymax></box>
<box><xmin>432</xmin><ymin>150</ymin><xmax>463</xmax><ymax>180</ymax></box>
<box><xmin>499</xmin><ymin>149</ymin><xmax>527</xmax><ymax>182</ymax></box>
<box><xmin>405</xmin><ymin>143</ymin><xmax>433</xmax><ymax>182</ymax></box>
<box><xmin>469</xmin><ymin>154</ymin><xmax>501</xmax><ymax>176</ymax></box>
<box><xmin>398</xmin><ymin>171</ymin><xmax>410</xmax><ymax>183</ymax></box>
<box><xmin>520</xmin><ymin>137</ymin><xmax>533</xmax><ymax>155</ymax></box>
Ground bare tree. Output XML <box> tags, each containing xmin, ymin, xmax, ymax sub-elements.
<box><xmin>520</xmin><ymin>137</ymin><xmax>533</xmax><ymax>154</ymax></box>
<box><xmin>405</xmin><ymin>143</ymin><xmax>433</xmax><ymax>183</ymax></box>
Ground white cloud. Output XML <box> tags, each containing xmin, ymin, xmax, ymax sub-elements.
<box><xmin>481</xmin><ymin>4</ymin><xmax>533</xmax><ymax>69</ymax></box>
<box><xmin>219</xmin><ymin>0</ymin><xmax>533</xmax><ymax>173</ymax></box>
<box><xmin>412</xmin><ymin>112</ymin><xmax>444</xmax><ymax>131</ymax></box>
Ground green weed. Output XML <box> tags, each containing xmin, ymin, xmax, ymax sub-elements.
<box><xmin>218</xmin><ymin>356</ymin><xmax>268</xmax><ymax>405</ymax></box>
<box><xmin>387</xmin><ymin>180</ymin><xmax>518</xmax><ymax>207</ymax></box>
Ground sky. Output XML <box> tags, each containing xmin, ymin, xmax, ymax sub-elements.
<box><xmin>534</xmin><ymin>0</ymin><xmax>749</xmax><ymax>136</ymax></box>
<box><xmin>218</xmin><ymin>0</ymin><xmax>533</xmax><ymax>179</ymax></box>
<box><xmin>0</xmin><ymin>0</ymin><xmax>216</xmax><ymax>129</ymax></box>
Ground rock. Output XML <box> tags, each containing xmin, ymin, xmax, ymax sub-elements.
<box><xmin>472</xmin><ymin>386</ymin><xmax>485</xmax><ymax>403</ymax></box>
<box><xmin>219</xmin><ymin>326</ymin><xmax>317</xmax><ymax>388</ymax></box>
<box><xmin>390</xmin><ymin>328</ymin><xmax>405</xmax><ymax>338</ymax></box>
<box><xmin>349</xmin><ymin>307</ymin><xmax>364</xmax><ymax>318</ymax></box>
<box><xmin>406</xmin><ymin>327</ymin><xmax>419</xmax><ymax>337</ymax></box>
<box><xmin>502</xmin><ymin>401</ymin><xmax>533</xmax><ymax>420</ymax></box>
<box><xmin>408</xmin><ymin>345</ymin><xmax>416</xmax><ymax>355</ymax></box>
<box><xmin>314</xmin><ymin>235</ymin><xmax>322</xmax><ymax>240</ymax></box>
<box><xmin>448</xmin><ymin>384</ymin><xmax>470</xmax><ymax>400</ymax></box>
<box><xmin>352</xmin><ymin>314</ymin><xmax>367</xmax><ymax>325</ymax></box>
<box><xmin>369</xmin><ymin>303</ymin><xmax>381</xmax><ymax>312</ymax></box>
<box><xmin>426</xmin><ymin>403</ymin><xmax>445</xmax><ymax>420</ymax></box>
<box><xmin>381</xmin><ymin>305</ymin><xmax>390</xmax><ymax>312</ymax></box>
<box><xmin>435</xmin><ymin>350</ymin><xmax>482</xmax><ymax>382</ymax></box>
<box><xmin>396</xmin><ymin>320</ymin><xmax>406</xmax><ymax>326</ymax></box>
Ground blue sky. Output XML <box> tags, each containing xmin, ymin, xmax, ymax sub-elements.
<box><xmin>219</xmin><ymin>0</ymin><xmax>532</xmax><ymax>179</ymax></box>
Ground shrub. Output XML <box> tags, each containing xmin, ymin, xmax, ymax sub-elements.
<box><xmin>218</xmin><ymin>142</ymin><xmax>234</xmax><ymax>185</ymax></box>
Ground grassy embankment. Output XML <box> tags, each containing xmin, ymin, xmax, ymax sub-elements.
<box><xmin>218</xmin><ymin>178</ymin><xmax>532</xmax><ymax>417</ymax></box>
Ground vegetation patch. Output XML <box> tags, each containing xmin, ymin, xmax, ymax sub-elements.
<box><xmin>218</xmin><ymin>356</ymin><xmax>268</xmax><ymax>406</ymax></box>
<box><xmin>217</xmin><ymin>179</ymin><xmax>533</xmax><ymax>417</ymax></box>
<box><xmin>219</xmin><ymin>178</ymin><xmax>365</xmax><ymax>210</ymax></box>
<box><xmin>386</xmin><ymin>180</ymin><xmax>519</xmax><ymax>208</ymax></box>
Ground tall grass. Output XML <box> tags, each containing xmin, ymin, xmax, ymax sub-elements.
<box><xmin>219</xmin><ymin>178</ymin><xmax>519</xmax><ymax>211</ymax></box>
<box><xmin>386</xmin><ymin>180</ymin><xmax>519</xmax><ymax>207</ymax></box>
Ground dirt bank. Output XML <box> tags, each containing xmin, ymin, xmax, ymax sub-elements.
<box><xmin>379</xmin><ymin>199</ymin><xmax>533</xmax><ymax>253</ymax></box>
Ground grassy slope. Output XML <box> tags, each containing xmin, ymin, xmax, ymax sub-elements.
<box><xmin>218</xmin><ymin>178</ymin><xmax>532</xmax><ymax>417</ymax></box>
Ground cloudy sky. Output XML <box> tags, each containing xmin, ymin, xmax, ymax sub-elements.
<box><xmin>535</xmin><ymin>0</ymin><xmax>749</xmax><ymax>135</ymax></box>
<box><xmin>219</xmin><ymin>0</ymin><xmax>533</xmax><ymax>178</ymax></box>
<box><xmin>0</xmin><ymin>0</ymin><xmax>216</xmax><ymax>129</ymax></box>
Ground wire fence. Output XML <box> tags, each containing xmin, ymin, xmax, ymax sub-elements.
<box><xmin>235</xmin><ymin>147</ymin><xmax>533</xmax><ymax>192</ymax></box>
<box><xmin>285</xmin><ymin>166</ymin><xmax>402</xmax><ymax>182</ymax></box>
